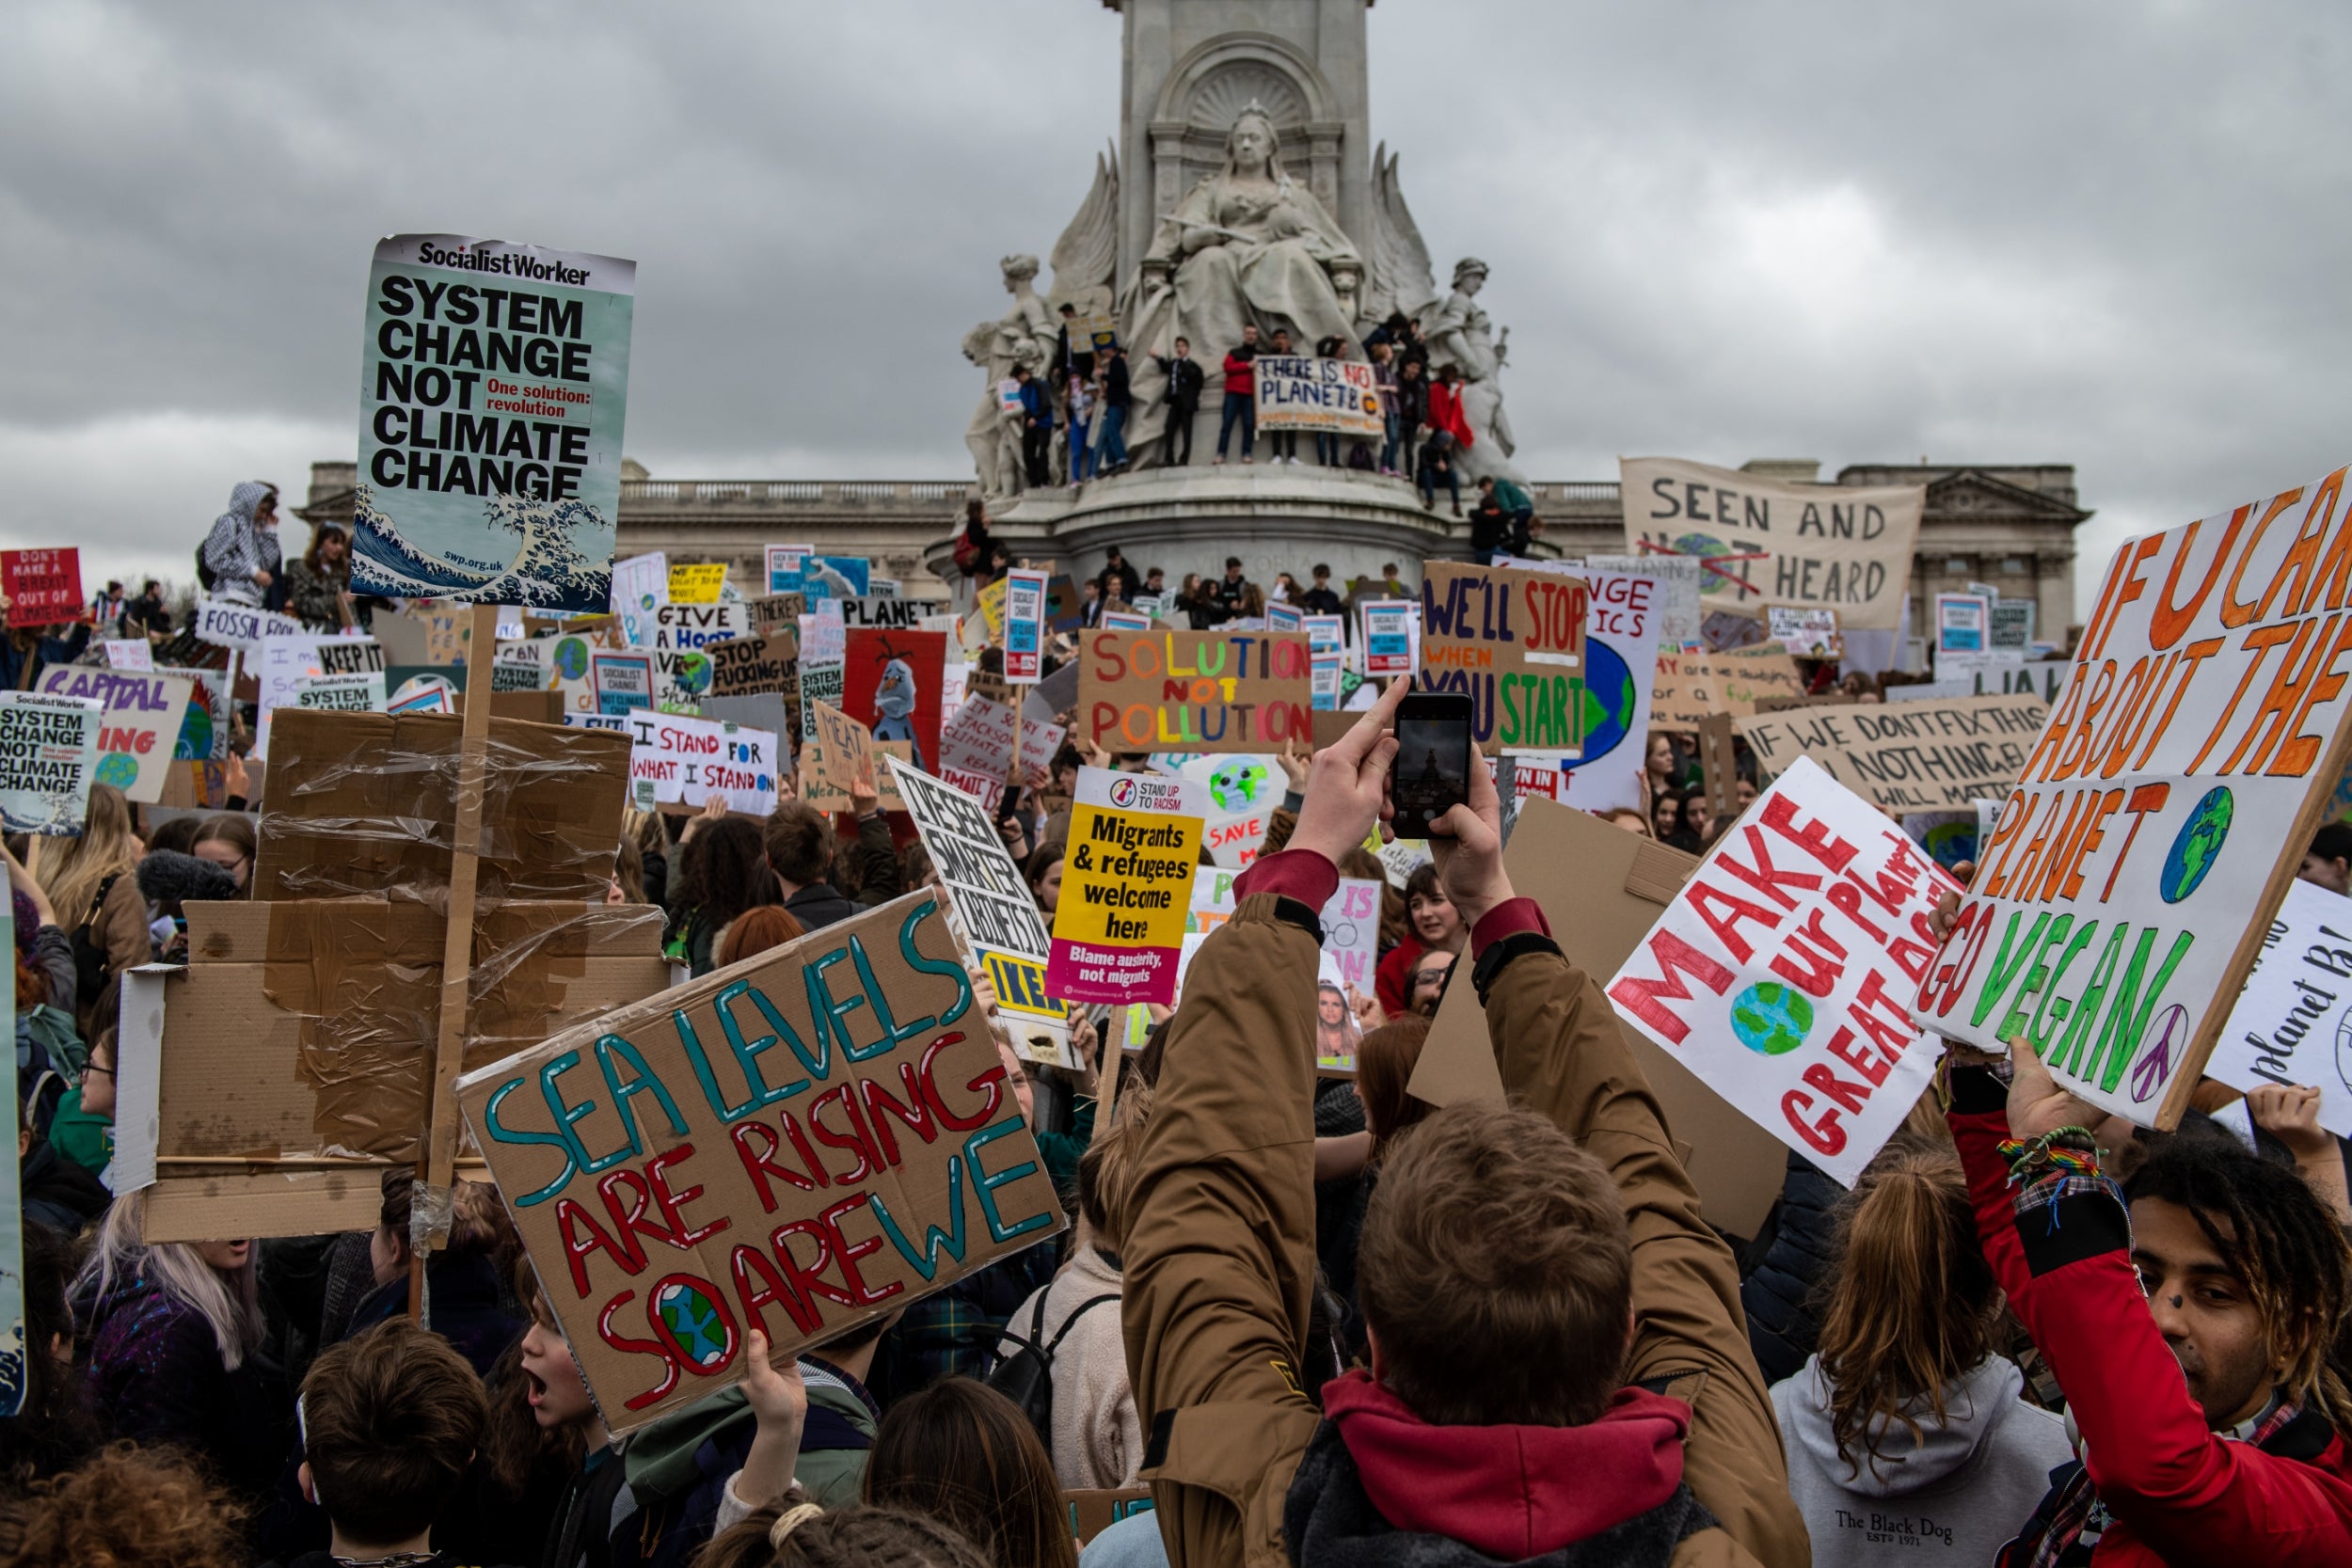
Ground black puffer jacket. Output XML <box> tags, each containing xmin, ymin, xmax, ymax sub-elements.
<box><xmin>1738</xmin><ymin>1148</ymin><xmax>1841</xmax><ymax>1387</ymax></box>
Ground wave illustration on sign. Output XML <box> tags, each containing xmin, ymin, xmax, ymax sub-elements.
<box><xmin>351</xmin><ymin>486</ymin><xmax>614</xmax><ymax>610</ymax></box>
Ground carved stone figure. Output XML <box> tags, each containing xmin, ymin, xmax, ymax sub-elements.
<box><xmin>1420</xmin><ymin>257</ymin><xmax>1525</xmax><ymax>485</ymax></box>
<box><xmin>961</xmin><ymin>254</ymin><xmax>1056</xmax><ymax>497</ymax></box>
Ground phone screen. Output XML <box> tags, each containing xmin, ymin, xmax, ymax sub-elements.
<box><xmin>1393</xmin><ymin>710</ymin><xmax>1471</xmax><ymax>825</ymax></box>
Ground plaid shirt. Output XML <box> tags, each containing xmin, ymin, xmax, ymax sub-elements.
<box><xmin>866</xmin><ymin>1243</ymin><xmax>1057</xmax><ymax>1407</ymax></box>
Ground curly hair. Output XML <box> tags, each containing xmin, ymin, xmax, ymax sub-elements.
<box><xmin>0</xmin><ymin>1443</ymin><xmax>247</xmax><ymax>1568</ymax></box>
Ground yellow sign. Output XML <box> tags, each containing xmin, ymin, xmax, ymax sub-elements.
<box><xmin>667</xmin><ymin>562</ymin><xmax>729</xmax><ymax>604</ymax></box>
<box><xmin>1047</xmin><ymin>768</ymin><xmax>1208</xmax><ymax>1005</ymax></box>
<box><xmin>982</xmin><ymin>949</ymin><xmax>1066</xmax><ymax>1020</ymax></box>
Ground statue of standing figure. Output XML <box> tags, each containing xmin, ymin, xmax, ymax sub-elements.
<box><xmin>1419</xmin><ymin>257</ymin><xmax>1524</xmax><ymax>485</ymax></box>
<box><xmin>961</xmin><ymin>254</ymin><xmax>1056</xmax><ymax>498</ymax></box>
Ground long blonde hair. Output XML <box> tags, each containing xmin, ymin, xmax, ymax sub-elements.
<box><xmin>1816</xmin><ymin>1144</ymin><xmax>2001</xmax><ymax>1477</ymax></box>
<box><xmin>73</xmin><ymin>1192</ymin><xmax>264</xmax><ymax>1370</ymax></box>
<box><xmin>40</xmin><ymin>783</ymin><xmax>140</xmax><ymax>928</ymax></box>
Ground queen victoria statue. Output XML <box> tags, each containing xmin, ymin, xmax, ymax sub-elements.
<box><xmin>1133</xmin><ymin>105</ymin><xmax>1362</xmax><ymax>370</ymax></box>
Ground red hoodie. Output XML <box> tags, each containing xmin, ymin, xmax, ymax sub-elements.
<box><xmin>1320</xmin><ymin>1369</ymin><xmax>1692</xmax><ymax>1559</ymax></box>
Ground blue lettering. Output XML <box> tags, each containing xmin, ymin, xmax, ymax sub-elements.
<box><xmin>965</xmin><ymin>1116</ymin><xmax>1054</xmax><ymax>1242</ymax></box>
<box><xmin>711</xmin><ymin>980</ymin><xmax>815</xmax><ymax>1116</ymax></box>
<box><xmin>867</xmin><ymin>1154</ymin><xmax>970</xmax><ymax>1280</ymax></box>
<box><xmin>594</xmin><ymin>1034</ymin><xmax>689</xmax><ymax>1155</ymax></box>
<box><xmin>847</xmin><ymin>934</ymin><xmax>929</xmax><ymax>1061</ymax></box>
<box><xmin>900</xmin><ymin>900</ymin><xmax>973</xmax><ymax>1025</ymax></box>
<box><xmin>805</xmin><ymin>947</ymin><xmax>867</xmax><ymax>1060</ymax></box>
<box><xmin>482</xmin><ymin>1077</ymin><xmax>576</xmax><ymax>1208</ymax></box>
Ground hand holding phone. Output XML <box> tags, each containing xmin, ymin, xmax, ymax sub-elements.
<box><xmin>1390</xmin><ymin>691</ymin><xmax>1474</xmax><ymax>839</ymax></box>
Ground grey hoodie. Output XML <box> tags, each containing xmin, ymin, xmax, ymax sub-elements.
<box><xmin>1772</xmin><ymin>1354</ymin><xmax>2073</xmax><ymax>1566</ymax></box>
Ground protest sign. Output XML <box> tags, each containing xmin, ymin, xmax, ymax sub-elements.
<box><xmin>1769</xmin><ymin>606</ymin><xmax>1841</xmax><ymax>658</ymax></box>
<box><xmin>783</xmin><ymin>554</ymin><xmax>870</xmax><ymax>599</ymax></box>
<box><xmin>667</xmin><ymin>562</ymin><xmax>727</xmax><ymax>604</ymax></box>
<box><xmin>1359</xmin><ymin>600</ymin><xmax>1415</xmax><ymax>677</ymax></box>
<box><xmin>1581</xmin><ymin>554</ymin><xmax>1703</xmax><ymax>647</ymax></box>
<box><xmin>1101</xmin><ymin>610</ymin><xmax>1152</xmax><ymax>633</ymax></box>
<box><xmin>457</xmin><ymin>891</ymin><xmax>1061</xmax><ymax>1432</ymax></box>
<box><xmin>870</xmin><ymin>579</ymin><xmax>900</xmax><ymax>598</ymax></box>
<box><xmin>1201</xmin><ymin>806</ymin><xmax>1274</xmax><ymax>869</ymax></box>
<box><xmin>1266</xmin><ymin>603</ymin><xmax>1304</xmax><ymax>636</ymax></box>
<box><xmin>797</xmin><ymin>604</ymin><xmax>846</xmax><ymax>739</ymax></box>
<box><xmin>1703</xmin><ymin>611</ymin><xmax>1767</xmax><ymax>653</ymax></box>
<box><xmin>1253</xmin><ymin>355</ymin><xmax>1382</xmax><ymax>436</ymax></box>
<box><xmin>351</xmin><ymin>236</ymin><xmax>633</xmax><ymax>613</ymax></box>
<box><xmin>600</xmin><ymin>709</ymin><xmax>780</xmax><ymax>816</ymax></box>
<box><xmin>976</xmin><ymin>577</ymin><xmax>1009</xmax><ymax>641</ymax></box>
<box><xmin>1304</xmin><ymin>614</ymin><xmax>1344</xmax><ymax>654</ymax></box>
<box><xmin>1075</xmin><ymin>628</ymin><xmax>1312</xmax><ymax>753</ymax></box>
<box><xmin>748</xmin><ymin>592</ymin><xmax>806</xmax><ymax>634</ymax></box>
<box><xmin>167</xmin><ymin>667</ymin><xmax>230</xmax><ymax>763</ymax></box>
<box><xmin>0</xmin><ymin>691</ymin><xmax>101</xmax><ymax>833</ymax></box>
<box><xmin>1043</xmin><ymin>577</ymin><xmax>1085</xmax><ymax>635</ymax></box>
<box><xmin>1499</xmin><ymin>564</ymin><xmax>1662</xmax><ymax>811</ymax></box>
<box><xmin>843</xmin><ymin>629</ymin><xmax>946</xmax><ymax>777</ymax></box>
<box><xmin>1003</xmin><ymin>569</ymin><xmax>1048</xmax><ymax>683</ymax></box>
<box><xmin>706</xmin><ymin>631</ymin><xmax>798</xmax><ymax>702</ymax></box>
<box><xmin>1604</xmin><ymin>757</ymin><xmax>1959</xmax><ymax>1184</ymax></box>
<box><xmin>1933</xmin><ymin>593</ymin><xmax>1994</xmax><ymax>673</ymax></box>
<box><xmin>195</xmin><ymin>597</ymin><xmax>305</xmax><ymax>654</ymax></box>
<box><xmin>1736</xmin><ymin>693</ymin><xmax>2046</xmax><ymax>812</ymax></box>
<box><xmin>890</xmin><ymin>761</ymin><xmax>1071</xmax><ymax>1067</ymax></box>
<box><xmin>0</xmin><ymin>549</ymin><xmax>84</xmax><ymax>625</ymax></box>
<box><xmin>102</xmin><ymin>639</ymin><xmax>153</xmax><ymax>671</ymax></box>
<box><xmin>1047</xmin><ymin>768</ymin><xmax>1206</xmax><ymax>1005</ymax></box>
<box><xmin>647</xmin><ymin>648</ymin><xmax>711</xmax><ymax>711</ymax></box>
<box><xmin>937</xmin><ymin>695</ymin><xmax>1019</xmax><ymax>808</ymax></box>
<box><xmin>1991</xmin><ymin>598</ymin><xmax>2037</xmax><ymax>651</ymax></box>
<box><xmin>34</xmin><ymin>668</ymin><xmax>192</xmax><ymax>805</ymax></box>
<box><xmin>654</xmin><ymin>603</ymin><xmax>750</xmax><ymax>653</ymax></box>
<box><xmin>1320</xmin><ymin>877</ymin><xmax>1382</xmax><ymax>996</ymax></box>
<box><xmin>1311</xmin><ymin>651</ymin><xmax>1342</xmax><ymax>710</ymax></box>
<box><xmin>388</xmin><ymin>681</ymin><xmax>455</xmax><ymax>715</ymax></box>
<box><xmin>803</xmin><ymin>701</ymin><xmax>878</xmax><ymax>811</ymax></box>
<box><xmin>2205</xmin><ymin>879</ymin><xmax>2352</xmax><ymax>1137</ymax></box>
<box><xmin>1650</xmin><ymin>645</ymin><xmax>1807</xmax><ymax>729</ymax></box>
<box><xmin>1620</xmin><ymin>456</ymin><xmax>1923</xmax><ymax>631</ymax></box>
<box><xmin>0</xmin><ymin>900</ymin><xmax>14</xmax><ymax>1414</ymax></box>
<box><xmin>843</xmin><ymin>595</ymin><xmax>926</xmax><ymax>630</ymax></box>
<box><xmin>294</xmin><ymin>671</ymin><xmax>389</xmax><ymax>713</ymax></box>
<box><xmin>1418</xmin><ymin>561</ymin><xmax>1586</xmax><ymax>755</ymax></box>
<box><xmin>610</xmin><ymin>552</ymin><xmax>668</xmax><ymax>647</ymax></box>
<box><xmin>1926</xmin><ymin>465</ymin><xmax>2352</xmax><ymax>1127</ymax></box>
<box><xmin>766</xmin><ymin>544</ymin><xmax>811</xmax><ymax>594</ymax></box>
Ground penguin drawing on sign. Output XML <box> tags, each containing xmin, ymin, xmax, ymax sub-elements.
<box><xmin>870</xmin><ymin>638</ymin><xmax>926</xmax><ymax>770</ymax></box>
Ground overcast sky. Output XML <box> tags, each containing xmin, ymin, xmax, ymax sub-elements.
<box><xmin>6</xmin><ymin>0</ymin><xmax>2347</xmax><ymax>616</ymax></box>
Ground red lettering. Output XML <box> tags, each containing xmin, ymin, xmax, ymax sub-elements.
<box><xmin>918</xmin><ymin>1031</ymin><xmax>1003</xmax><ymax>1130</ymax></box>
<box><xmin>1781</xmin><ymin>1089</ymin><xmax>1848</xmax><ymax>1156</ymax></box>
<box><xmin>730</xmin><ymin>1242</ymin><xmax>820</xmax><ymax>1338</ymax></box>
<box><xmin>1762</xmin><ymin>793</ymin><xmax>1858</xmax><ymax>873</ymax></box>
<box><xmin>858</xmin><ymin>1062</ymin><xmax>940</xmax><ymax>1166</ymax></box>
<box><xmin>557</xmin><ymin>1196</ymin><xmax>644</xmax><ymax>1298</ymax></box>
<box><xmin>644</xmin><ymin>1144</ymin><xmax>728</xmax><ymax>1249</ymax></box>
<box><xmin>730</xmin><ymin>1122</ymin><xmax>819</xmax><ymax>1212</ymax></box>
<box><xmin>1607</xmin><ymin>930</ymin><xmax>1736</xmax><ymax>1046</ymax></box>
<box><xmin>806</xmin><ymin>1085</ymin><xmax>879</xmax><ymax>1185</ymax></box>
<box><xmin>818</xmin><ymin>1195</ymin><xmax>901</xmax><ymax>1309</ymax></box>
<box><xmin>597</xmin><ymin>1291</ymin><xmax>680</xmax><ymax>1411</ymax></box>
<box><xmin>1801</xmin><ymin>1062</ymin><xmax>1872</xmax><ymax>1115</ymax></box>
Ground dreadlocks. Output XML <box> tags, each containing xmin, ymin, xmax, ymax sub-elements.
<box><xmin>2125</xmin><ymin>1136</ymin><xmax>2352</xmax><ymax>1431</ymax></box>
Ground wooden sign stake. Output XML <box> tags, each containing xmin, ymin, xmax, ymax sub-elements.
<box><xmin>411</xmin><ymin>600</ymin><xmax>499</xmax><ymax>1321</ymax></box>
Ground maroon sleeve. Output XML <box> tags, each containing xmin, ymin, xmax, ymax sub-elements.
<box><xmin>1232</xmin><ymin>848</ymin><xmax>1339</xmax><ymax>913</ymax></box>
<box><xmin>1949</xmin><ymin>1067</ymin><xmax>2352</xmax><ymax>1560</ymax></box>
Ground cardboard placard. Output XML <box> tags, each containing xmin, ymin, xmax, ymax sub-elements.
<box><xmin>1047</xmin><ymin>768</ymin><xmax>1206</xmax><ymax>1005</ymax></box>
<box><xmin>1768</xmin><ymin>606</ymin><xmax>1841</xmax><ymax>658</ymax></box>
<box><xmin>842</xmin><ymin>596</ymin><xmax>927</xmax><ymax>630</ymax></box>
<box><xmin>1418</xmin><ymin>561</ymin><xmax>1586</xmax><ymax>755</ymax></box>
<box><xmin>1650</xmin><ymin>644</ymin><xmax>1807</xmax><ymax>729</ymax></box>
<box><xmin>0</xmin><ymin>549</ymin><xmax>85</xmax><ymax>625</ymax></box>
<box><xmin>2205</xmin><ymin>879</ymin><xmax>2352</xmax><ymax>1136</ymax></box>
<box><xmin>707</xmin><ymin>631</ymin><xmax>799</xmax><ymax>700</ymax></box>
<box><xmin>1736</xmin><ymin>693</ymin><xmax>2047</xmax><ymax>812</ymax></box>
<box><xmin>1603</xmin><ymin>759</ymin><xmax>1959</xmax><ymax>1185</ymax></box>
<box><xmin>747</xmin><ymin>592</ymin><xmax>807</xmax><ymax>634</ymax></box>
<box><xmin>803</xmin><ymin>701</ymin><xmax>878</xmax><ymax>811</ymax></box>
<box><xmin>1928</xmin><ymin>465</ymin><xmax>2352</xmax><ymax>1127</ymax></box>
<box><xmin>1003</xmin><ymin>570</ymin><xmax>1048</xmax><ymax>682</ymax></box>
<box><xmin>456</xmin><ymin>892</ymin><xmax>1062</xmax><ymax>1432</ymax></box>
<box><xmin>1075</xmin><ymin>628</ymin><xmax>1313</xmax><ymax>754</ymax></box>
<box><xmin>1408</xmin><ymin>796</ymin><xmax>1791</xmax><ymax>1236</ymax></box>
<box><xmin>33</xmin><ymin>669</ymin><xmax>193</xmax><ymax>805</ymax></box>
<box><xmin>1066</xmin><ymin>1490</ymin><xmax>1154</xmax><ymax>1548</ymax></box>
<box><xmin>1620</xmin><ymin>456</ymin><xmax>1924</xmax><ymax>631</ymax></box>
<box><xmin>353</xmin><ymin>236</ymin><xmax>633</xmax><ymax>614</ymax></box>
<box><xmin>0</xmin><ymin>691</ymin><xmax>100</xmax><ymax>833</ymax></box>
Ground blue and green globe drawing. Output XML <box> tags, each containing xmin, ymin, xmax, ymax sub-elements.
<box><xmin>1730</xmin><ymin>981</ymin><xmax>1813</xmax><ymax>1056</ymax></box>
<box><xmin>553</xmin><ymin>636</ymin><xmax>592</xmax><ymax>682</ymax></box>
<box><xmin>1675</xmin><ymin>532</ymin><xmax>1735</xmax><ymax>595</ymax></box>
<box><xmin>654</xmin><ymin>1280</ymin><xmax>733</xmax><ymax>1370</ymax></box>
<box><xmin>1207</xmin><ymin>760</ymin><xmax>1268</xmax><ymax>813</ymax></box>
<box><xmin>2159</xmin><ymin>785</ymin><xmax>2233</xmax><ymax>904</ymax></box>
<box><xmin>1574</xmin><ymin>638</ymin><xmax>1638</xmax><ymax>763</ymax></box>
<box><xmin>1922</xmin><ymin>820</ymin><xmax>1979</xmax><ymax>872</ymax></box>
<box><xmin>673</xmin><ymin>652</ymin><xmax>713</xmax><ymax>699</ymax></box>
<box><xmin>94</xmin><ymin>752</ymin><xmax>139</xmax><ymax>790</ymax></box>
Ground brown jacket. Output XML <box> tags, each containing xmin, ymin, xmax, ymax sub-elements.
<box><xmin>1121</xmin><ymin>883</ymin><xmax>1809</xmax><ymax>1568</ymax></box>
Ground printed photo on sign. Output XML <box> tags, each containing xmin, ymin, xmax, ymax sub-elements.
<box><xmin>351</xmin><ymin>235</ymin><xmax>635</xmax><ymax>613</ymax></box>
<box><xmin>842</xmin><ymin>629</ymin><xmax>946</xmax><ymax>776</ymax></box>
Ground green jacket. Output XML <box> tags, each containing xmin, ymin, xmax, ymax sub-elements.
<box><xmin>48</xmin><ymin>1086</ymin><xmax>110</xmax><ymax>1178</ymax></box>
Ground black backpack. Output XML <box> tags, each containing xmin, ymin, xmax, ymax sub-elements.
<box><xmin>195</xmin><ymin>542</ymin><xmax>217</xmax><ymax>591</ymax></box>
<box><xmin>986</xmin><ymin>1291</ymin><xmax>1119</xmax><ymax>1444</ymax></box>
<box><xmin>71</xmin><ymin>873</ymin><xmax>123</xmax><ymax>1009</ymax></box>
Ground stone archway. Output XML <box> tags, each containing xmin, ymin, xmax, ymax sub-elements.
<box><xmin>1147</xmin><ymin>34</ymin><xmax>1347</xmax><ymax>235</ymax></box>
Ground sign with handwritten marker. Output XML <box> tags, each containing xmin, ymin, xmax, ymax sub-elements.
<box><xmin>457</xmin><ymin>892</ymin><xmax>1063</xmax><ymax>1433</ymax></box>
<box><xmin>1075</xmin><ymin>628</ymin><xmax>1312</xmax><ymax>754</ymax></box>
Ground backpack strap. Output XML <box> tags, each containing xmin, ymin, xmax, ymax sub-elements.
<box><xmin>1044</xmin><ymin>1293</ymin><xmax>1121</xmax><ymax>1356</ymax></box>
<box><xmin>78</xmin><ymin>872</ymin><xmax>121</xmax><ymax>934</ymax></box>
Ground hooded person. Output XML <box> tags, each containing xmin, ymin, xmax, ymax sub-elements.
<box><xmin>1769</xmin><ymin>1143</ymin><xmax>2070</xmax><ymax>1566</ymax></box>
<box><xmin>200</xmin><ymin>481</ymin><xmax>283</xmax><ymax>608</ymax></box>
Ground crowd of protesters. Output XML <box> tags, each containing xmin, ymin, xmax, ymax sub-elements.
<box><xmin>11</xmin><ymin>489</ymin><xmax>2352</xmax><ymax>1566</ymax></box>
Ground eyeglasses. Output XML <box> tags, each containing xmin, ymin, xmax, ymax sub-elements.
<box><xmin>82</xmin><ymin>1065</ymin><xmax>114</xmax><ymax>1079</ymax></box>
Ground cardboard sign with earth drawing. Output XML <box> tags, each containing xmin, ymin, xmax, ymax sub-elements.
<box><xmin>457</xmin><ymin>891</ymin><xmax>1063</xmax><ymax>1433</ymax></box>
<box><xmin>1924</xmin><ymin>463</ymin><xmax>2352</xmax><ymax>1128</ymax></box>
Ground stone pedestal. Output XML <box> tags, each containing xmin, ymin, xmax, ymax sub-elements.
<box><xmin>922</xmin><ymin>462</ymin><xmax>1494</xmax><ymax>593</ymax></box>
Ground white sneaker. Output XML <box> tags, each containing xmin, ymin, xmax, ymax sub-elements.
<box><xmin>1242</xmin><ymin>456</ymin><xmax>1253</xmax><ymax>465</ymax></box>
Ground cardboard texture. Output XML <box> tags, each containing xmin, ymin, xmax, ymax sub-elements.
<box><xmin>805</xmin><ymin>701</ymin><xmax>878</xmax><ymax>811</ymax></box>
<box><xmin>1067</xmin><ymin>1490</ymin><xmax>1155</xmax><ymax>1546</ymax></box>
<box><xmin>1736</xmin><ymin>692</ymin><xmax>2048</xmax><ymax>811</ymax></box>
<box><xmin>707</xmin><ymin>630</ymin><xmax>799</xmax><ymax>702</ymax></box>
<box><xmin>457</xmin><ymin>892</ymin><xmax>1064</xmax><ymax>1433</ymax></box>
<box><xmin>1075</xmin><ymin>627</ymin><xmax>1314</xmax><ymax>753</ymax></box>
<box><xmin>1650</xmin><ymin>645</ymin><xmax>1806</xmax><ymax>728</ymax></box>
<box><xmin>1417</xmin><ymin>561</ymin><xmax>1587</xmax><ymax>754</ymax></box>
<box><xmin>32</xmin><ymin>668</ymin><xmax>193</xmax><ymax>805</ymax></box>
<box><xmin>254</xmin><ymin>709</ymin><xmax>629</xmax><ymax>902</ymax></box>
<box><xmin>125</xmin><ymin>902</ymin><xmax>669</xmax><ymax>1243</ymax></box>
<box><xmin>1407</xmin><ymin>796</ymin><xmax>1789</xmax><ymax>1237</ymax></box>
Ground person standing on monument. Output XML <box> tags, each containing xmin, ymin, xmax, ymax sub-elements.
<box><xmin>1153</xmin><ymin>337</ymin><xmax>1205</xmax><ymax>465</ymax></box>
<box><xmin>1263</xmin><ymin>327</ymin><xmax>1301</xmax><ymax>465</ymax></box>
<box><xmin>1099</xmin><ymin>343</ymin><xmax>1133</xmax><ymax>474</ymax></box>
<box><xmin>1063</xmin><ymin>364</ymin><xmax>1095</xmax><ymax>486</ymax></box>
<box><xmin>1215</xmin><ymin>324</ymin><xmax>1260</xmax><ymax>465</ymax></box>
<box><xmin>201</xmin><ymin>481</ymin><xmax>282</xmax><ymax>609</ymax></box>
<box><xmin>1370</xmin><ymin>340</ymin><xmax>1402</xmax><ymax>475</ymax></box>
<box><xmin>1211</xmin><ymin>557</ymin><xmax>1250</xmax><ymax>626</ymax></box>
<box><xmin>1392</xmin><ymin>356</ymin><xmax>1429</xmax><ymax>484</ymax></box>
<box><xmin>1013</xmin><ymin>365</ymin><xmax>1054</xmax><ymax>489</ymax></box>
<box><xmin>1053</xmin><ymin>301</ymin><xmax>1094</xmax><ymax>386</ymax></box>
